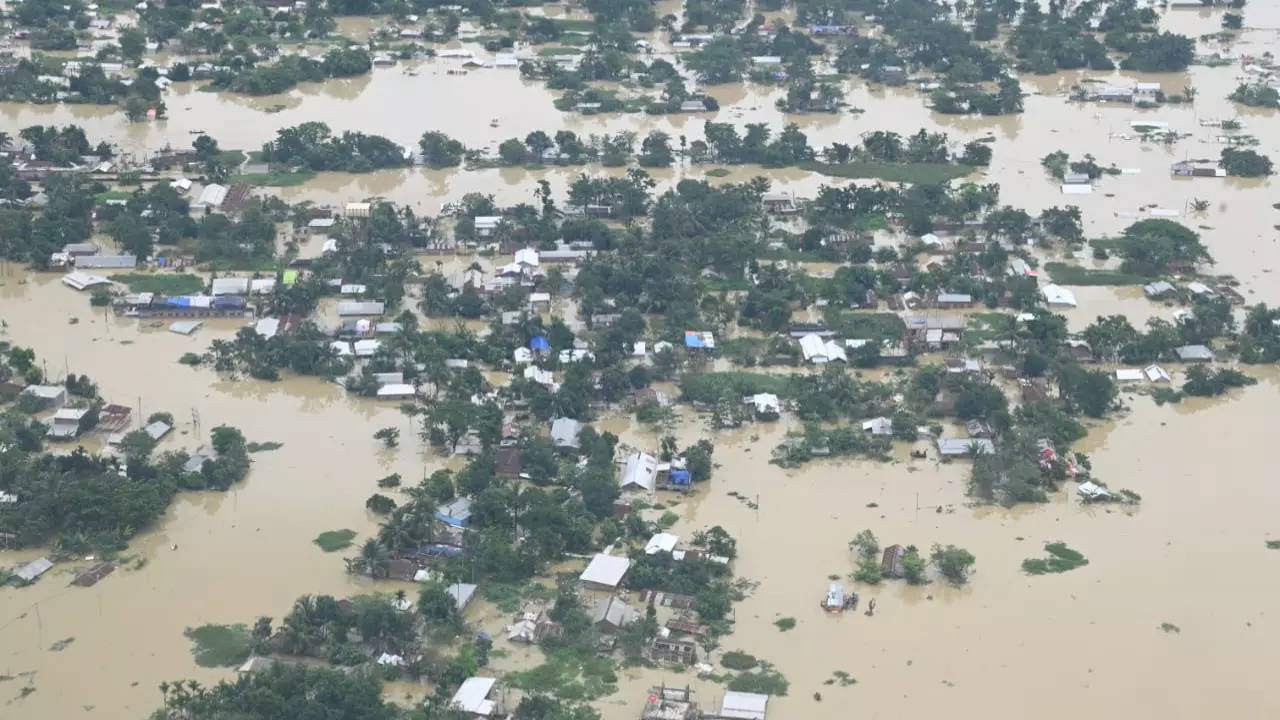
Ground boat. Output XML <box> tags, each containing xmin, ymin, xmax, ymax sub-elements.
<box><xmin>822</xmin><ymin>583</ymin><xmax>845</xmax><ymax>612</ymax></box>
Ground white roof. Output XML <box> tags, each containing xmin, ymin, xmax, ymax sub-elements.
<box><xmin>307</xmin><ymin>217</ymin><xmax>336</xmax><ymax>228</ymax></box>
<box><xmin>721</xmin><ymin>691</ymin><xmax>769</xmax><ymax>720</ymax></box>
<box><xmin>1143</xmin><ymin>364</ymin><xmax>1171</xmax><ymax>382</ymax></box>
<box><xmin>255</xmin><ymin>317</ymin><xmax>280</xmax><ymax>338</ymax></box>
<box><xmin>354</xmin><ymin>339</ymin><xmax>381</xmax><ymax>357</ymax></box>
<box><xmin>377</xmin><ymin>383</ymin><xmax>416</xmax><ymax>397</ymax></box>
<box><xmin>644</xmin><ymin>532</ymin><xmax>679</xmax><ymax>555</ymax></box>
<box><xmin>920</xmin><ymin>233</ymin><xmax>942</xmax><ymax>246</ymax></box>
<box><xmin>1143</xmin><ymin>281</ymin><xmax>1175</xmax><ymax>296</ymax></box>
<box><xmin>529</xmin><ymin>292</ymin><xmax>551</xmax><ymax>303</ymax></box>
<box><xmin>474</xmin><ymin>215</ymin><xmax>501</xmax><ymax>229</ymax></box>
<box><xmin>620</xmin><ymin>451</ymin><xmax>658</xmax><ymax>491</ymax></box>
<box><xmin>168</xmin><ymin>320</ymin><xmax>203</xmax><ymax>335</ymax></box>
<box><xmin>1061</xmin><ymin>183</ymin><xmax>1093</xmax><ymax>195</ymax></box>
<box><xmin>1115</xmin><ymin>368</ymin><xmax>1143</xmax><ymax>381</ymax></box>
<box><xmin>1078</xmin><ymin>480</ymin><xmax>1110</xmax><ymax>499</ymax></box>
<box><xmin>250</xmin><ymin>278</ymin><xmax>276</xmax><ymax>294</ymax></box>
<box><xmin>211</xmin><ymin>277</ymin><xmax>249</xmax><ymax>295</ymax></box>
<box><xmin>751</xmin><ymin>393</ymin><xmax>780</xmax><ymax>414</ymax></box>
<box><xmin>862</xmin><ymin>416</ymin><xmax>893</xmax><ymax>435</ymax></box>
<box><xmin>580</xmin><ymin>553</ymin><xmax>630</xmax><ymax>588</ymax></box>
<box><xmin>1041</xmin><ymin>284</ymin><xmax>1077</xmax><ymax>307</ymax></box>
<box><xmin>513</xmin><ymin>347</ymin><xmax>533</xmax><ymax>364</ymax></box>
<box><xmin>198</xmin><ymin>183</ymin><xmax>227</xmax><ymax>207</ymax></box>
<box><xmin>799</xmin><ymin>334</ymin><xmax>828</xmax><ymax>362</ymax></box>
<box><xmin>174</xmin><ymin>177</ymin><xmax>193</xmax><ymax>191</ymax></box>
<box><xmin>525</xmin><ymin>365</ymin><xmax>555</xmax><ymax>387</ymax></box>
<box><xmin>338</xmin><ymin>301</ymin><xmax>385</xmax><ymax>316</ymax></box>
<box><xmin>330</xmin><ymin>341</ymin><xmax>353</xmax><ymax>356</ymax></box>
<box><xmin>1176</xmin><ymin>344</ymin><xmax>1214</xmax><ymax>361</ymax></box>
<box><xmin>341</xmin><ymin>283</ymin><xmax>368</xmax><ymax>295</ymax></box>
<box><xmin>514</xmin><ymin>247</ymin><xmax>539</xmax><ymax>267</ymax></box>
<box><xmin>937</xmin><ymin>437</ymin><xmax>995</xmax><ymax>456</ymax></box>
<box><xmin>449</xmin><ymin>677</ymin><xmax>497</xmax><ymax>716</ymax></box>
<box><xmin>62</xmin><ymin>271</ymin><xmax>111</xmax><ymax>290</ymax></box>
<box><xmin>446</xmin><ymin>582</ymin><xmax>478</xmax><ymax>610</ymax></box>
<box><xmin>1186</xmin><ymin>281</ymin><xmax>1213</xmax><ymax>295</ymax></box>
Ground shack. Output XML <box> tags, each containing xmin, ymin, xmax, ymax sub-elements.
<box><xmin>47</xmin><ymin>407</ymin><xmax>92</xmax><ymax>440</ymax></box>
<box><xmin>936</xmin><ymin>437</ymin><xmax>995</xmax><ymax>456</ymax></box>
<box><xmin>13</xmin><ymin>557</ymin><xmax>53</xmax><ymax>583</ymax></box>
<box><xmin>619</xmin><ymin>451</ymin><xmax>659</xmax><ymax>492</ymax></box>
<box><xmin>337</xmin><ymin>301</ymin><xmax>385</xmax><ymax>317</ymax></box>
<box><xmin>1175</xmin><ymin>344</ymin><xmax>1214</xmax><ymax>363</ymax></box>
<box><xmin>550</xmin><ymin>417</ymin><xmax>583</xmax><ymax>450</ymax></box>
<box><xmin>21</xmin><ymin>385</ymin><xmax>66</xmax><ymax>409</ymax></box>
<box><xmin>881</xmin><ymin>545</ymin><xmax>906</xmax><ymax>578</ymax></box>
<box><xmin>435</xmin><ymin>496</ymin><xmax>473</xmax><ymax>528</ymax></box>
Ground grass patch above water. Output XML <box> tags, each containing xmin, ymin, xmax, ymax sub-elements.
<box><xmin>247</xmin><ymin>441</ymin><xmax>284</xmax><ymax>453</ymax></box>
<box><xmin>727</xmin><ymin>662</ymin><xmax>790</xmax><ymax>696</ymax></box>
<box><xmin>184</xmin><ymin>624</ymin><xmax>251</xmax><ymax>667</ymax></box>
<box><xmin>1043</xmin><ymin>262</ymin><xmax>1145</xmax><ymax>286</ymax></box>
<box><xmin>504</xmin><ymin>647</ymin><xmax>618</xmax><ymax>702</ymax></box>
<box><xmin>1266</xmin><ymin>540</ymin><xmax>1280</xmax><ymax>549</ymax></box>
<box><xmin>110</xmin><ymin>273</ymin><xmax>204</xmax><ymax>295</ymax></box>
<box><xmin>1022</xmin><ymin>542</ymin><xmax>1089</xmax><ymax>575</ymax></box>
<box><xmin>314</xmin><ymin>529</ymin><xmax>357</xmax><ymax>552</ymax></box>
<box><xmin>720</xmin><ymin>651</ymin><xmax>758</xmax><ymax>670</ymax></box>
<box><xmin>773</xmin><ymin>617</ymin><xmax>796</xmax><ymax>631</ymax></box>
<box><xmin>705</xmin><ymin>168</ymin><xmax>731</xmax><ymax>177</ymax></box>
<box><xmin>797</xmin><ymin>160</ymin><xmax>974</xmax><ymax>184</ymax></box>
<box><xmin>537</xmin><ymin>46</ymin><xmax>583</xmax><ymax>57</ymax></box>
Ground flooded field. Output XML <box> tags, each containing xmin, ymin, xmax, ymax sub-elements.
<box><xmin>2</xmin><ymin>3</ymin><xmax>1280</xmax><ymax>719</ymax></box>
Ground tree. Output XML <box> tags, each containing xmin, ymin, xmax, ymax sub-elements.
<box><xmin>498</xmin><ymin>138</ymin><xmax>527</xmax><ymax>165</ymax></box>
<box><xmin>108</xmin><ymin>212</ymin><xmax>153</xmax><ymax>258</ymax></box>
<box><xmin>685</xmin><ymin>36</ymin><xmax>747</xmax><ymax>83</ymax></box>
<box><xmin>348</xmin><ymin>538</ymin><xmax>390</xmax><ymax>578</ymax></box>
<box><xmin>1059</xmin><ymin>365</ymin><xmax>1116</xmax><ymax>418</ymax></box>
<box><xmin>119</xmin><ymin>27</ymin><xmax>146</xmax><ymax>63</ymax></box>
<box><xmin>1220</xmin><ymin>148</ymin><xmax>1273</xmax><ymax>177</ymax></box>
<box><xmin>849</xmin><ymin>529</ymin><xmax>879</xmax><ymax>559</ymax></box>
<box><xmin>901</xmin><ymin>547</ymin><xmax>927</xmax><ymax>584</ymax></box>
<box><xmin>419</xmin><ymin>131</ymin><xmax>466</xmax><ymax>167</ymax></box>
<box><xmin>373</xmin><ymin>426</ymin><xmax>399</xmax><ymax>448</ymax></box>
<box><xmin>931</xmin><ymin>544</ymin><xmax>976</xmax><ymax>584</ymax></box>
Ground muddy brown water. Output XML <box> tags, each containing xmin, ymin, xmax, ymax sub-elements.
<box><xmin>2</xmin><ymin>6</ymin><xmax>1280</xmax><ymax>719</ymax></box>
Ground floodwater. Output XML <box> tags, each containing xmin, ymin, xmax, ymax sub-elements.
<box><xmin>2</xmin><ymin>4</ymin><xmax>1280</xmax><ymax>719</ymax></box>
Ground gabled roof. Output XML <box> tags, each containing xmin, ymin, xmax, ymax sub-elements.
<box><xmin>620</xmin><ymin>451</ymin><xmax>658</xmax><ymax>491</ymax></box>
<box><xmin>580</xmin><ymin>553</ymin><xmax>630</xmax><ymax>588</ymax></box>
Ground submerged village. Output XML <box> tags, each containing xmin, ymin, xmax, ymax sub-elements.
<box><xmin>1</xmin><ymin>0</ymin><xmax>1280</xmax><ymax>718</ymax></box>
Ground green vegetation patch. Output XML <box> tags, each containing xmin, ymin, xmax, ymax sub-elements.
<box><xmin>246</xmin><ymin>441</ymin><xmax>284</xmax><ymax>453</ymax></box>
<box><xmin>720</xmin><ymin>651</ymin><xmax>758</xmax><ymax>670</ymax></box>
<box><xmin>184</xmin><ymin>624</ymin><xmax>252</xmax><ymax>667</ymax></box>
<box><xmin>773</xmin><ymin>617</ymin><xmax>796</xmax><ymax>631</ymax></box>
<box><xmin>110</xmin><ymin>273</ymin><xmax>205</xmax><ymax>295</ymax></box>
<box><xmin>505</xmin><ymin>647</ymin><xmax>618</xmax><ymax>702</ymax></box>
<box><xmin>705</xmin><ymin>168</ymin><xmax>731</xmax><ymax>177</ymax></box>
<box><xmin>679</xmin><ymin>372</ymin><xmax>788</xmax><ymax>404</ymax></box>
<box><xmin>1266</xmin><ymin>540</ymin><xmax>1280</xmax><ymax>550</ymax></box>
<box><xmin>797</xmin><ymin>160</ymin><xmax>975</xmax><ymax>184</ymax></box>
<box><xmin>727</xmin><ymin>662</ymin><xmax>789</xmax><ymax>695</ymax></box>
<box><xmin>1043</xmin><ymin>263</ymin><xmax>1145</xmax><ymax>286</ymax></box>
<box><xmin>313</xmin><ymin>529</ymin><xmax>357</xmax><ymax>552</ymax></box>
<box><xmin>1022</xmin><ymin>542</ymin><xmax>1089</xmax><ymax>575</ymax></box>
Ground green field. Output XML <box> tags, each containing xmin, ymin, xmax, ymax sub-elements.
<box><xmin>1043</xmin><ymin>262</ymin><xmax>1145</xmax><ymax>286</ymax></box>
<box><xmin>110</xmin><ymin>273</ymin><xmax>205</xmax><ymax>295</ymax></box>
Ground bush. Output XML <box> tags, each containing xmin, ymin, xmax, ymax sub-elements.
<box><xmin>720</xmin><ymin>651</ymin><xmax>758</xmax><ymax>670</ymax></box>
<box><xmin>178</xmin><ymin>352</ymin><xmax>202</xmax><ymax>365</ymax></box>
<box><xmin>931</xmin><ymin>544</ymin><xmax>976</xmax><ymax>584</ymax></box>
<box><xmin>314</xmin><ymin>529</ymin><xmax>356</xmax><ymax>552</ymax></box>
<box><xmin>1022</xmin><ymin>542</ymin><xmax>1089</xmax><ymax>575</ymax></box>
<box><xmin>366</xmin><ymin>494</ymin><xmax>396</xmax><ymax>514</ymax></box>
<box><xmin>773</xmin><ymin>617</ymin><xmax>796</xmax><ymax>631</ymax></box>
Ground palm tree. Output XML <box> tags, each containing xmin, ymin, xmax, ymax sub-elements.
<box><xmin>355</xmin><ymin>538</ymin><xmax>391</xmax><ymax>578</ymax></box>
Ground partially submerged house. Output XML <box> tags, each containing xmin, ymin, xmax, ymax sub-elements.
<box><xmin>448</xmin><ymin>677</ymin><xmax>499</xmax><ymax>717</ymax></box>
<box><xmin>580</xmin><ymin>553</ymin><xmax>631</xmax><ymax>592</ymax></box>
<box><xmin>550</xmin><ymin>417</ymin><xmax>583</xmax><ymax>450</ymax></box>
<box><xmin>720</xmin><ymin>691</ymin><xmax>769</xmax><ymax>720</ymax></box>
<box><xmin>798</xmin><ymin>334</ymin><xmax>847</xmax><ymax>364</ymax></box>
<box><xmin>881</xmin><ymin>545</ymin><xmax>906</xmax><ymax>578</ymax></box>
<box><xmin>21</xmin><ymin>385</ymin><xmax>66</xmax><ymax>409</ymax></box>
<box><xmin>435</xmin><ymin>496</ymin><xmax>473</xmax><ymax>528</ymax></box>
<box><xmin>936</xmin><ymin>437</ymin><xmax>995</xmax><ymax>456</ymax></box>
<box><xmin>1040</xmin><ymin>284</ymin><xmax>1077</xmax><ymax>308</ymax></box>
<box><xmin>591</xmin><ymin>595</ymin><xmax>639</xmax><ymax>634</ymax></box>
<box><xmin>620</xmin><ymin>451</ymin><xmax>659</xmax><ymax>492</ymax></box>
<box><xmin>47</xmin><ymin>407</ymin><xmax>93</xmax><ymax>440</ymax></box>
<box><xmin>1175</xmin><ymin>344</ymin><xmax>1214</xmax><ymax>363</ymax></box>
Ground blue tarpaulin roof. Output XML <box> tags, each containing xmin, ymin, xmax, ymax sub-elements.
<box><xmin>530</xmin><ymin>335</ymin><xmax>550</xmax><ymax>351</ymax></box>
<box><xmin>670</xmin><ymin>469</ymin><xmax>691</xmax><ymax>485</ymax></box>
<box><xmin>684</xmin><ymin>331</ymin><xmax>704</xmax><ymax>348</ymax></box>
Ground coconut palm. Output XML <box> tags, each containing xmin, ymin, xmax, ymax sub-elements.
<box><xmin>354</xmin><ymin>538</ymin><xmax>391</xmax><ymax>578</ymax></box>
